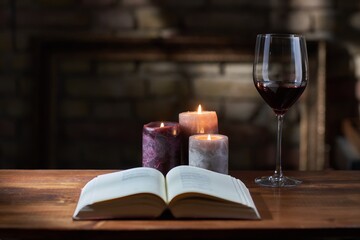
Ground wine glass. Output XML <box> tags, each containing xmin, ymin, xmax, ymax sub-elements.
<box><xmin>253</xmin><ymin>34</ymin><xmax>308</xmax><ymax>187</ymax></box>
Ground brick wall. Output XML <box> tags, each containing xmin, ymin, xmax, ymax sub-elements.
<box><xmin>51</xmin><ymin>50</ymin><xmax>271</xmax><ymax>170</ymax></box>
<box><xmin>0</xmin><ymin>0</ymin><xmax>359</xmax><ymax>169</ymax></box>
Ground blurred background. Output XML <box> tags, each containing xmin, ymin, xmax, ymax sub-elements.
<box><xmin>0</xmin><ymin>0</ymin><xmax>359</xmax><ymax>170</ymax></box>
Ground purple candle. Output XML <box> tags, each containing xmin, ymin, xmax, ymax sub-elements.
<box><xmin>142</xmin><ymin>121</ymin><xmax>181</xmax><ymax>175</ymax></box>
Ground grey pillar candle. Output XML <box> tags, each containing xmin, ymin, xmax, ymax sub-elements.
<box><xmin>189</xmin><ymin>134</ymin><xmax>228</xmax><ymax>174</ymax></box>
<box><xmin>142</xmin><ymin>121</ymin><xmax>181</xmax><ymax>175</ymax></box>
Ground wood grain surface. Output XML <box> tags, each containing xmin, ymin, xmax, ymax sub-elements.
<box><xmin>0</xmin><ymin>170</ymin><xmax>359</xmax><ymax>240</ymax></box>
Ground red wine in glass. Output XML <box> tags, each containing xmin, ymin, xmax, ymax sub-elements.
<box><xmin>255</xmin><ymin>82</ymin><xmax>306</xmax><ymax>115</ymax></box>
<box><xmin>253</xmin><ymin>33</ymin><xmax>308</xmax><ymax>187</ymax></box>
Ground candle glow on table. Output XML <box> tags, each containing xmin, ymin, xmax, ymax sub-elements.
<box><xmin>189</xmin><ymin>134</ymin><xmax>228</xmax><ymax>174</ymax></box>
<box><xmin>142</xmin><ymin>121</ymin><xmax>181</xmax><ymax>175</ymax></box>
<box><xmin>179</xmin><ymin>105</ymin><xmax>218</xmax><ymax>164</ymax></box>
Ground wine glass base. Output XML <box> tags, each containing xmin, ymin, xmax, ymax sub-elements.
<box><xmin>255</xmin><ymin>175</ymin><xmax>302</xmax><ymax>187</ymax></box>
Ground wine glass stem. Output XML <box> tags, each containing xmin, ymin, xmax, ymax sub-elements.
<box><xmin>274</xmin><ymin>114</ymin><xmax>284</xmax><ymax>180</ymax></box>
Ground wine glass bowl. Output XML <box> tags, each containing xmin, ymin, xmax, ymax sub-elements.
<box><xmin>253</xmin><ymin>34</ymin><xmax>308</xmax><ymax>187</ymax></box>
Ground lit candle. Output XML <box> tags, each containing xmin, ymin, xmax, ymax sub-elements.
<box><xmin>189</xmin><ymin>134</ymin><xmax>228</xmax><ymax>174</ymax></box>
<box><xmin>142</xmin><ymin>121</ymin><xmax>181</xmax><ymax>175</ymax></box>
<box><xmin>179</xmin><ymin>105</ymin><xmax>218</xmax><ymax>164</ymax></box>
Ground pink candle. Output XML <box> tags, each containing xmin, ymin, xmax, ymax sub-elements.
<box><xmin>142</xmin><ymin>121</ymin><xmax>181</xmax><ymax>175</ymax></box>
<box><xmin>179</xmin><ymin>105</ymin><xmax>218</xmax><ymax>164</ymax></box>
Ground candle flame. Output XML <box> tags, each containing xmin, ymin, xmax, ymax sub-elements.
<box><xmin>207</xmin><ymin>134</ymin><xmax>211</xmax><ymax>140</ymax></box>
<box><xmin>160</xmin><ymin>122</ymin><xmax>164</xmax><ymax>127</ymax></box>
<box><xmin>197</xmin><ymin>104</ymin><xmax>202</xmax><ymax>114</ymax></box>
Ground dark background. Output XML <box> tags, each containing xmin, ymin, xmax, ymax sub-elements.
<box><xmin>0</xmin><ymin>0</ymin><xmax>359</xmax><ymax>170</ymax></box>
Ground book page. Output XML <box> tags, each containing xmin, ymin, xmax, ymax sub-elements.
<box><xmin>75</xmin><ymin>167</ymin><xmax>167</xmax><ymax>215</ymax></box>
<box><xmin>166</xmin><ymin>166</ymin><xmax>252</xmax><ymax>206</ymax></box>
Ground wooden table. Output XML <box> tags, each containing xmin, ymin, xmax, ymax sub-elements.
<box><xmin>0</xmin><ymin>170</ymin><xmax>359</xmax><ymax>240</ymax></box>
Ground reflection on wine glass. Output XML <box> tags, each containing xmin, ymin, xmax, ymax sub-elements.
<box><xmin>253</xmin><ymin>34</ymin><xmax>308</xmax><ymax>187</ymax></box>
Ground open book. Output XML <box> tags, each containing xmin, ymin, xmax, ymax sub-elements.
<box><xmin>73</xmin><ymin>166</ymin><xmax>260</xmax><ymax>220</ymax></box>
